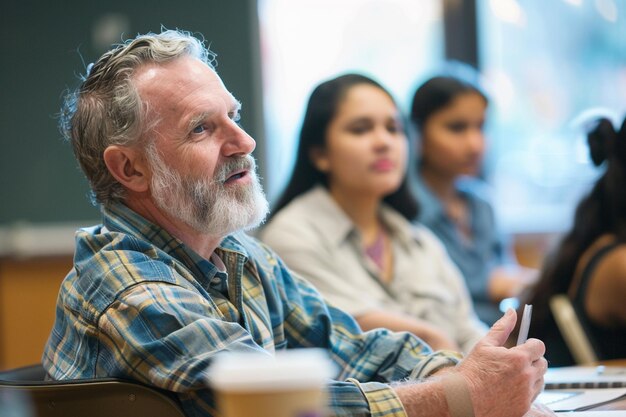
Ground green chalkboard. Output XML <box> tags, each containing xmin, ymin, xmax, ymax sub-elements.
<box><xmin>0</xmin><ymin>0</ymin><xmax>264</xmax><ymax>226</ymax></box>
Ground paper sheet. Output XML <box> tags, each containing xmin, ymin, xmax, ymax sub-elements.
<box><xmin>537</xmin><ymin>388</ymin><xmax>626</xmax><ymax>412</ymax></box>
<box><xmin>555</xmin><ymin>412</ymin><xmax>626</xmax><ymax>416</ymax></box>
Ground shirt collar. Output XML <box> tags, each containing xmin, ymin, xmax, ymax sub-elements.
<box><xmin>305</xmin><ymin>185</ymin><xmax>419</xmax><ymax>250</ymax></box>
<box><xmin>100</xmin><ymin>201</ymin><xmax>250</xmax><ymax>280</ymax></box>
<box><xmin>378</xmin><ymin>204</ymin><xmax>423</xmax><ymax>249</ymax></box>
<box><xmin>304</xmin><ymin>186</ymin><xmax>355</xmax><ymax>247</ymax></box>
<box><xmin>412</xmin><ymin>175</ymin><xmax>446</xmax><ymax>225</ymax></box>
<box><xmin>102</xmin><ymin>202</ymin><xmax>183</xmax><ymax>253</ymax></box>
<box><xmin>413</xmin><ymin>175</ymin><xmax>480</xmax><ymax>220</ymax></box>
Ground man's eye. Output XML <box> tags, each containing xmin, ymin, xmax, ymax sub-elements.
<box><xmin>231</xmin><ymin>113</ymin><xmax>241</xmax><ymax>123</ymax></box>
<box><xmin>192</xmin><ymin>125</ymin><xmax>206</xmax><ymax>134</ymax></box>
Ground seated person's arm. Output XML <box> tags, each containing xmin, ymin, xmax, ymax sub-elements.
<box><xmin>102</xmin><ymin>274</ymin><xmax>452</xmax><ymax>417</ymax></box>
<box><xmin>357</xmin><ymin>309</ymin><xmax>460</xmax><ymax>352</ymax></box>
<box><xmin>415</xmin><ymin>227</ymin><xmax>488</xmax><ymax>352</ymax></box>
<box><xmin>267</xmin><ymin>251</ymin><xmax>461</xmax><ymax>416</ymax></box>
<box><xmin>489</xmin><ymin>265</ymin><xmax>539</xmax><ymax>302</ymax></box>
<box><xmin>100</xmin><ymin>283</ymin><xmax>270</xmax><ymax>380</ymax></box>
<box><xmin>487</xmin><ymin>232</ymin><xmax>539</xmax><ymax>303</ymax></box>
<box><xmin>585</xmin><ymin>246</ymin><xmax>626</xmax><ymax>326</ymax></box>
<box><xmin>262</xmin><ymin>222</ymin><xmax>459</xmax><ymax>351</ymax></box>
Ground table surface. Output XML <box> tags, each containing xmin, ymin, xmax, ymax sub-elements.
<box><xmin>589</xmin><ymin>397</ymin><xmax>626</xmax><ymax>411</ymax></box>
<box><xmin>579</xmin><ymin>360</ymin><xmax>626</xmax><ymax>411</ymax></box>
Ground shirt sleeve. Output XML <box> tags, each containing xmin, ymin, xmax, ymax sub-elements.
<box><xmin>97</xmin><ymin>246</ymin><xmax>460</xmax><ymax>417</ymax></box>
<box><xmin>265</xmin><ymin>248</ymin><xmax>461</xmax><ymax>416</ymax></box>
<box><xmin>99</xmin><ymin>282</ymin><xmax>271</xmax><ymax>416</ymax></box>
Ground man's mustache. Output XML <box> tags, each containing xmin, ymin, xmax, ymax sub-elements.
<box><xmin>212</xmin><ymin>156</ymin><xmax>255</xmax><ymax>184</ymax></box>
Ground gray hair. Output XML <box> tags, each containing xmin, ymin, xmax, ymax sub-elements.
<box><xmin>59</xmin><ymin>29</ymin><xmax>216</xmax><ymax>205</ymax></box>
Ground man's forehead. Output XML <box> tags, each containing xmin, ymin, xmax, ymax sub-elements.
<box><xmin>133</xmin><ymin>57</ymin><xmax>217</xmax><ymax>86</ymax></box>
<box><xmin>133</xmin><ymin>57</ymin><xmax>239</xmax><ymax>108</ymax></box>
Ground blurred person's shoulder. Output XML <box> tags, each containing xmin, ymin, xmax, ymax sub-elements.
<box><xmin>261</xmin><ymin>185</ymin><xmax>352</xmax><ymax>246</ymax></box>
<box><xmin>456</xmin><ymin>176</ymin><xmax>494</xmax><ymax>206</ymax></box>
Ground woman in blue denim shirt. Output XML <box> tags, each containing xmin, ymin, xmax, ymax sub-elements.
<box><xmin>409</xmin><ymin>76</ymin><xmax>537</xmax><ymax>325</ymax></box>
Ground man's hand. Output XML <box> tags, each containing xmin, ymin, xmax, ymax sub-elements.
<box><xmin>457</xmin><ymin>308</ymin><xmax>548</xmax><ymax>417</ymax></box>
<box><xmin>393</xmin><ymin>309</ymin><xmax>548</xmax><ymax>417</ymax></box>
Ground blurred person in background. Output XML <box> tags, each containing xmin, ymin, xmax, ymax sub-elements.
<box><xmin>521</xmin><ymin>115</ymin><xmax>626</xmax><ymax>366</ymax></box>
<box><xmin>260</xmin><ymin>73</ymin><xmax>487</xmax><ymax>353</ymax></box>
<box><xmin>410</xmin><ymin>75</ymin><xmax>537</xmax><ymax>326</ymax></box>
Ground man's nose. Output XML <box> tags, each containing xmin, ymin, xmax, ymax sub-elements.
<box><xmin>223</xmin><ymin>122</ymin><xmax>256</xmax><ymax>157</ymax></box>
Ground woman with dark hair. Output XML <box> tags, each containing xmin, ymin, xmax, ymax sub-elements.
<box><xmin>522</xmin><ymin>116</ymin><xmax>626</xmax><ymax>366</ymax></box>
<box><xmin>410</xmin><ymin>76</ymin><xmax>537</xmax><ymax>326</ymax></box>
<box><xmin>260</xmin><ymin>73</ymin><xmax>487</xmax><ymax>353</ymax></box>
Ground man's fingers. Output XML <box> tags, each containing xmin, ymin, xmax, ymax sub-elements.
<box><xmin>515</xmin><ymin>338</ymin><xmax>546</xmax><ymax>361</ymax></box>
<box><xmin>481</xmin><ymin>308</ymin><xmax>517</xmax><ymax>347</ymax></box>
<box><xmin>533</xmin><ymin>356</ymin><xmax>548</xmax><ymax>374</ymax></box>
<box><xmin>532</xmin><ymin>378</ymin><xmax>545</xmax><ymax>402</ymax></box>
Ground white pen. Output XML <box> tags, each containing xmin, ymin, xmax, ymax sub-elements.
<box><xmin>516</xmin><ymin>304</ymin><xmax>533</xmax><ymax>346</ymax></box>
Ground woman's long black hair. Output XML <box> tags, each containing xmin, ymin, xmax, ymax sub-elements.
<box><xmin>525</xmin><ymin>116</ymin><xmax>626</xmax><ymax>331</ymax></box>
<box><xmin>271</xmin><ymin>73</ymin><xmax>418</xmax><ymax>220</ymax></box>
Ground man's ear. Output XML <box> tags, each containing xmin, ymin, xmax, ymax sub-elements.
<box><xmin>103</xmin><ymin>145</ymin><xmax>150</xmax><ymax>193</ymax></box>
<box><xmin>309</xmin><ymin>146</ymin><xmax>330</xmax><ymax>172</ymax></box>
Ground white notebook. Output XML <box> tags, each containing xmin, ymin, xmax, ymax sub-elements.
<box><xmin>545</xmin><ymin>366</ymin><xmax>626</xmax><ymax>389</ymax></box>
<box><xmin>537</xmin><ymin>388</ymin><xmax>626</xmax><ymax>412</ymax></box>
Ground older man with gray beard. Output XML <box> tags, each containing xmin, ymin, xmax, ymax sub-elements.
<box><xmin>43</xmin><ymin>29</ymin><xmax>552</xmax><ymax>417</ymax></box>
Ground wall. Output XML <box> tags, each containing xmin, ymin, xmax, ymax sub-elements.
<box><xmin>0</xmin><ymin>0</ymin><xmax>263</xmax><ymax>369</ymax></box>
<box><xmin>0</xmin><ymin>257</ymin><xmax>70</xmax><ymax>369</ymax></box>
<box><xmin>0</xmin><ymin>0</ymin><xmax>265</xmax><ymax>228</ymax></box>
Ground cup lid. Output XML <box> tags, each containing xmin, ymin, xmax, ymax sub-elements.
<box><xmin>207</xmin><ymin>348</ymin><xmax>336</xmax><ymax>391</ymax></box>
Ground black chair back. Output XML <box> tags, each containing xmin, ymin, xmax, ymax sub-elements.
<box><xmin>0</xmin><ymin>364</ymin><xmax>187</xmax><ymax>417</ymax></box>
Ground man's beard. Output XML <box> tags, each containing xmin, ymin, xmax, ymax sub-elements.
<box><xmin>146</xmin><ymin>144</ymin><xmax>269</xmax><ymax>237</ymax></box>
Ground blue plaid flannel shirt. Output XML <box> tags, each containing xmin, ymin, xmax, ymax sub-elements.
<box><xmin>43</xmin><ymin>202</ymin><xmax>460</xmax><ymax>417</ymax></box>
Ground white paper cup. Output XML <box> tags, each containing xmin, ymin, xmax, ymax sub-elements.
<box><xmin>208</xmin><ymin>349</ymin><xmax>335</xmax><ymax>417</ymax></box>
